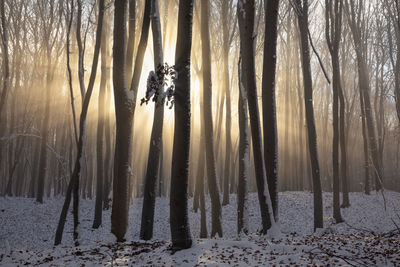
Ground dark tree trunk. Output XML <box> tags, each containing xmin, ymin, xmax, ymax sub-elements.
<box><xmin>295</xmin><ymin>0</ymin><xmax>323</xmax><ymax>230</ymax></box>
<box><xmin>126</xmin><ymin>0</ymin><xmax>136</xmax><ymax>88</ymax></box>
<box><xmin>193</xmin><ymin>76</ymin><xmax>205</xmax><ymax>213</ymax></box>
<box><xmin>221</xmin><ymin>0</ymin><xmax>232</xmax><ymax>206</ymax></box>
<box><xmin>262</xmin><ymin>0</ymin><xmax>280</xmax><ymax>222</ymax></box>
<box><xmin>169</xmin><ymin>0</ymin><xmax>193</xmax><ymax>251</ymax></box>
<box><xmin>103</xmin><ymin>61</ymin><xmax>112</xmax><ymax>210</ymax></box>
<box><xmin>339</xmin><ymin>87</ymin><xmax>350</xmax><ymax>206</ymax></box>
<box><xmin>93</xmin><ymin>11</ymin><xmax>109</xmax><ymax>229</ymax></box>
<box><xmin>237</xmin><ymin>56</ymin><xmax>249</xmax><ymax>235</ymax></box>
<box><xmin>325</xmin><ymin>0</ymin><xmax>345</xmax><ymax>220</ymax></box>
<box><xmin>238</xmin><ymin>0</ymin><xmax>275</xmax><ymax>233</ymax></box>
<box><xmin>140</xmin><ymin>0</ymin><xmax>164</xmax><ymax>241</ymax></box>
<box><xmin>111</xmin><ymin>0</ymin><xmax>132</xmax><ymax>242</ymax></box>
<box><xmin>0</xmin><ymin>0</ymin><xmax>9</xmax><ymax>135</ymax></box>
<box><xmin>200</xmin><ymin>0</ymin><xmax>223</xmax><ymax>238</ymax></box>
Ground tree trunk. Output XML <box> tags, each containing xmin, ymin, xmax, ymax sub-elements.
<box><xmin>55</xmin><ymin>0</ymin><xmax>104</xmax><ymax>245</ymax></box>
<box><xmin>36</xmin><ymin>55</ymin><xmax>53</xmax><ymax>204</ymax></box>
<box><xmin>295</xmin><ymin>0</ymin><xmax>323</xmax><ymax>230</ymax></box>
<box><xmin>238</xmin><ymin>0</ymin><xmax>275</xmax><ymax>234</ymax></box>
<box><xmin>169</xmin><ymin>0</ymin><xmax>193</xmax><ymax>251</ymax></box>
<box><xmin>325</xmin><ymin>0</ymin><xmax>345</xmax><ymax>219</ymax></box>
<box><xmin>0</xmin><ymin>0</ymin><xmax>9</xmax><ymax>136</ymax></box>
<box><xmin>237</xmin><ymin>56</ymin><xmax>249</xmax><ymax>235</ymax></box>
<box><xmin>201</xmin><ymin>0</ymin><xmax>223</xmax><ymax>238</ymax></box>
<box><xmin>221</xmin><ymin>0</ymin><xmax>232</xmax><ymax>206</ymax></box>
<box><xmin>93</xmin><ymin>10</ymin><xmax>109</xmax><ymax>229</ymax></box>
<box><xmin>126</xmin><ymin>0</ymin><xmax>136</xmax><ymax>89</ymax></box>
<box><xmin>111</xmin><ymin>0</ymin><xmax>132</xmax><ymax>242</ymax></box>
<box><xmin>140</xmin><ymin>0</ymin><xmax>164</xmax><ymax>241</ymax></box>
<box><xmin>262</xmin><ymin>0</ymin><xmax>280</xmax><ymax>222</ymax></box>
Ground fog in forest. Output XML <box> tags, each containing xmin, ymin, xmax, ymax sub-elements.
<box><xmin>1</xmin><ymin>0</ymin><xmax>400</xmax><ymax>265</ymax></box>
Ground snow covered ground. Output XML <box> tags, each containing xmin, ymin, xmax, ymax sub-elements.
<box><xmin>1</xmin><ymin>191</ymin><xmax>399</xmax><ymax>266</ymax></box>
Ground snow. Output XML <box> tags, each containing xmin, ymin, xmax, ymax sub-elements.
<box><xmin>1</xmin><ymin>191</ymin><xmax>400</xmax><ymax>266</ymax></box>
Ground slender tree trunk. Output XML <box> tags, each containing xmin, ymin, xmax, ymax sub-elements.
<box><xmin>295</xmin><ymin>0</ymin><xmax>323</xmax><ymax>230</ymax></box>
<box><xmin>0</xmin><ymin>0</ymin><xmax>9</xmax><ymax>137</ymax></box>
<box><xmin>238</xmin><ymin>0</ymin><xmax>276</xmax><ymax>233</ymax></box>
<box><xmin>339</xmin><ymin>87</ymin><xmax>349</xmax><ymax>206</ymax></box>
<box><xmin>325</xmin><ymin>0</ymin><xmax>345</xmax><ymax>219</ymax></box>
<box><xmin>193</xmin><ymin>76</ymin><xmax>205</xmax><ymax>213</ymax></box>
<box><xmin>126</xmin><ymin>0</ymin><xmax>136</xmax><ymax>89</ymax></box>
<box><xmin>201</xmin><ymin>0</ymin><xmax>223</xmax><ymax>238</ymax></box>
<box><xmin>93</xmin><ymin>11</ymin><xmax>109</xmax><ymax>229</ymax></box>
<box><xmin>360</xmin><ymin>85</ymin><xmax>370</xmax><ymax>194</ymax></box>
<box><xmin>36</xmin><ymin>55</ymin><xmax>53</xmax><ymax>204</ymax></box>
<box><xmin>262</xmin><ymin>0</ymin><xmax>280</xmax><ymax>222</ymax></box>
<box><xmin>55</xmin><ymin>0</ymin><xmax>105</xmax><ymax>245</ymax></box>
<box><xmin>237</xmin><ymin>56</ymin><xmax>249</xmax><ymax>235</ymax></box>
<box><xmin>140</xmin><ymin>0</ymin><xmax>164</xmax><ymax>241</ymax></box>
<box><xmin>221</xmin><ymin>0</ymin><xmax>232</xmax><ymax>206</ymax></box>
<box><xmin>103</xmin><ymin>63</ymin><xmax>112</xmax><ymax>210</ymax></box>
<box><xmin>169</xmin><ymin>0</ymin><xmax>193</xmax><ymax>251</ymax></box>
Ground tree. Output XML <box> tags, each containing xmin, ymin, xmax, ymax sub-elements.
<box><xmin>111</xmin><ymin>0</ymin><xmax>130</xmax><ymax>242</ymax></box>
<box><xmin>325</xmin><ymin>0</ymin><xmax>345</xmax><ymax>221</ymax></box>
<box><xmin>36</xmin><ymin>0</ymin><xmax>61</xmax><ymax>204</ymax></box>
<box><xmin>345</xmin><ymin>0</ymin><xmax>383</xmax><ymax>191</ymax></box>
<box><xmin>111</xmin><ymin>0</ymin><xmax>151</xmax><ymax>242</ymax></box>
<box><xmin>140</xmin><ymin>0</ymin><xmax>164</xmax><ymax>240</ymax></box>
<box><xmin>93</xmin><ymin>6</ymin><xmax>109</xmax><ymax>229</ymax></box>
<box><xmin>219</xmin><ymin>0</ymin><xmax>236</xmax><ymax>206</ymax></box>
<box><xmin>385</xmin><ymin>0</ymin><xmax>400</xmax><ymax>124</ymax></box>
<box><xmin>200</xmin><ymin>0</ymin><xmax>223</xmax><ymax>238</ymax></box>
<box><xmin>170</xmin><ymin>0</ymin><xmax>193</xmax><ymax>251</ymax></box>
<box><xmin>237</xmin><ymin>55</ymin><xmax>249</xmax><ymax>234</ymax></box>
<box><xmin>294</xmin><ymin>0</ymin><xmax>324</xmax><ymax>230</ymax></box>
<box><xmin>238</xmin><ymin>0</ymin><xmax>276</xmax><ymax>233</ymax></box>
<box><xmin>55</xmin><ymin>0</ymin><xmax>105</xmax><ymax>245</ymax></box>
<box><xmin>262</xmin><ymin>0</ymin><xmax>280</xmax><ymax>223</ymax></box>
<box><xmin>0</xmin><ymin>0</ymin><xmax>9</xmax><ymax>134</ymax></box>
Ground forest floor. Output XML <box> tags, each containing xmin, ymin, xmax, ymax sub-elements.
<box><xmin>1</xmin><ymin>191</ymin><xmax>400</xmax><ymax>266</ymax></box>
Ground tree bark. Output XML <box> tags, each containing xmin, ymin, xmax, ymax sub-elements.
<box><xmin>140</xmin><ymin>0</ymin><xmax>164</xmax><ymax>241</ymax></box>
<box><xmin>201</xmin><ymin>0</ymin><xmax>223</xmax><ymax>238</ymax></box>
<box><xmin>237</xmin><ymin>56</ymin><xmax>249</xmax><ymax>235</ymax></box>
<box><xmin>295</xmin><ymin>0</ymin><xmax>324</xmax><ymax>230</ymax></box>
<box><xmin>325</xmin><ymin>0</ymin><xmax>345</xmax><ymax>220</ymax></box>
<box><xmin>111</xmin><ymin>0</ymin><xmax>132</xmax><ymax>242</ymax></box>
<box><xmin>169</xmin><ymin>0</ymin><xmax>193</xmax><ymax>251</ymax></box>
<box><xmin>238</xmin><ymin>0</ymin><xmax>276</xmax><ymax>233</ymax></box>
<box><xmin>55</xmin><ymin>0</ymin><xmax>105</xmax><ymax>245</ymax></box>
<box><xmin>262</xmin><ymin>0</ymin><xmax>280</xmax><ymax>222</ymax></box>
<box><xmin>93</xmin><ymin>9</ymin><xmax>109</xmax><ymax>229</ymax></box>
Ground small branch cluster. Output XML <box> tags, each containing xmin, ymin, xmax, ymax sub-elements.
<box><xmin>141</xmin><ymin>63</ymin><xmax>176</xmax><ymax>109</ymax></box>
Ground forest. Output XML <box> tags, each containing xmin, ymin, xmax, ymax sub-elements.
<box><xmin>0</xmin><ymin>0</ymin><xmax>400</xmax><ymax>266</ymax></box>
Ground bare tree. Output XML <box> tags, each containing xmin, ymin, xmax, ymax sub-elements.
<box><xmin>294</xmin><ymin>0</ymin><xmax>324</xmax><ymax>230</ymax></box>
<box><xmin>201</xmin><ymin>0</ymin><xmax>223</xmax><ymax>238</ymax></box>
<box><xmin>0</xmin><ymin>0</ymin><xmax>9</xmax><ymax>133</ymax></box>
<box><xmin>93</xmin><ymin>6</ymin><xmax>109</xmax><ymax>229</ymax></box>
<box><xmin>325</xmin><ymin>0</ymin><xmax>345</xmax><ymax>221</ymax></box>
<box><xmin>55</xmin><ymin>0</ymin><xmax>105</xmax><ymax>245</ymax></box>
<box><xmin>140</xmin><ymin>0</ymin><xmax>164</xmax><ymax>240</ymax></box>
<box><xmin>238</xmin><ymin>0</ymin><xmax>276</xmax><ymax>233</ymax></box>
<box><xmin>237</xmin><ymin>55</ymin><xmax>249</xmax><ymax>234</ymax></box>
<box><xmin>345</xmin><ymin>0</ymin><xmax>383</xmax><ymax>191</ymax></box>
<box><xmin>262</xmin><ymin>0</ymin><xmax>280</xmax><ymax>223</ymax></box>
